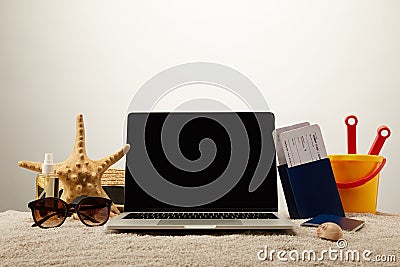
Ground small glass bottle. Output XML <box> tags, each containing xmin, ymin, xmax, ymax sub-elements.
<box><xmin>36</xmin><ymin>153</ymin><xmax>61</xmax><ymax>199</ymax></box>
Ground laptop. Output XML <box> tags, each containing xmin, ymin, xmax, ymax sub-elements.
<box><xmin>105</xmin><ymin>112</ymin><xmax>294</xmax><ymax>230</ymax></box>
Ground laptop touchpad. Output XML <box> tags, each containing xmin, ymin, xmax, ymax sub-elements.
<box><xmin>158</xmin><ymin>220</ymin><xmax>242</xmax><ymax>225</ymax></box>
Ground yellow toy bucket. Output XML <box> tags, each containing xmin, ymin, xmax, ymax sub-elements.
<box><xmin>328</xmin><ymin>154</ymin><xmax>386</xmax><ymax>213</ymax></box>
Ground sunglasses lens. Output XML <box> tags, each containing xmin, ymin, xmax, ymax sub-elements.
<box><xmin>77</xmin><ymin>197</ymin><xmax>110</xmax><ymax>226</ymax></box>
<box><xmin>32</xmin><ymin>198</ymin><xmax>66</xmax><ymax>228</ymax></box>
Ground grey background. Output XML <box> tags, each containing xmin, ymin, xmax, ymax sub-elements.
<box><xmin>0</xmin><ymin>0</ymin><xmax>399</xmax><ymax>213</ymax></box>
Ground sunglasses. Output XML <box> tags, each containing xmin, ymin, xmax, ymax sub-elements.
<box><xmin>28</xmin><ymin>196</ymin><xmax>112</xmax><ymax>228</ymax></box>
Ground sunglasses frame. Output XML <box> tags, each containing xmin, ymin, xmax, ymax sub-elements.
<box><xmin>28</xmin><ymin>195</ymin><xmax>113</xmax><ymax>229</ymax></box>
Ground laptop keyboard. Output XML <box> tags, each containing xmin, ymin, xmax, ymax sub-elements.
<box><xmin>123</xmin><ymin>212</ymin><xmax>278</xmax><ymax>220</ymax></box>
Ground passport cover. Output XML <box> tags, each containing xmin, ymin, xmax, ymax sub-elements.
<box><xmin>278</xmin><ymin>158</ymin><xmax>344</xmax><ymax>219</ymax></box>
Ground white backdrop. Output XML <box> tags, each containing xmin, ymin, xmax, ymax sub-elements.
<box><xmin>1</xmin><ymin>0</ymin><xmax>399</xmax><ymax>213</ymax></box>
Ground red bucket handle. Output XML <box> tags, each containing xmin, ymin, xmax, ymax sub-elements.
<box><xmin>336</xmin><ymin>158</ymin><xmax>386</xmax><ymax>189</ymax></box>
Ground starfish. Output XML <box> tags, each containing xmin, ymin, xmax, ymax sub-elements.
<box><xmin>18</xmin><ymin>114</ymin><xmax>130</xmax><ymax>217</ymax></box>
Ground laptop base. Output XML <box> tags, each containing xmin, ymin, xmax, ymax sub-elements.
<box><xmin>105</xmin><ymin>212</ymin><xmax>294</xmax><ymax>230</ymax></box>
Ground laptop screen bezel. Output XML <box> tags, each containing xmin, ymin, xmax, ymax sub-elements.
<box><xmin>123</xmin><ymin>111</ymin><xmax>278</xmax><ymax>213</ymax></box>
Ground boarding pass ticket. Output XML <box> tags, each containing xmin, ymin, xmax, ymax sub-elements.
<box><xmin>273</xmin><ymin>122</ymin><xmax>310</xmax><ymax>166</ymax></box>
<box><xmin>278</xmin><ymin>124</ymin><xmax>328</xmax><ymax>168</ymax></box>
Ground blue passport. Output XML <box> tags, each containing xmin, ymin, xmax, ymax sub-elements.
<box><xmin>278</xmin><ymin>158</ymin><xmax>345</xmax><ymax>219</ymax></box>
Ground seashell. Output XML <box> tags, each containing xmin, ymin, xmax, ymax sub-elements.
<box><xmin>317</xmin><ymin>222</ymin><xmax>344</xmax><ymax>241</ymax></box>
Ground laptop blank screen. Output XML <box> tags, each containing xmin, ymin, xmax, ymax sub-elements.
<box><xmin>124</xmin><ymin>112</ymin><xmax>277</xmax><ymax>212</ymax></box>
